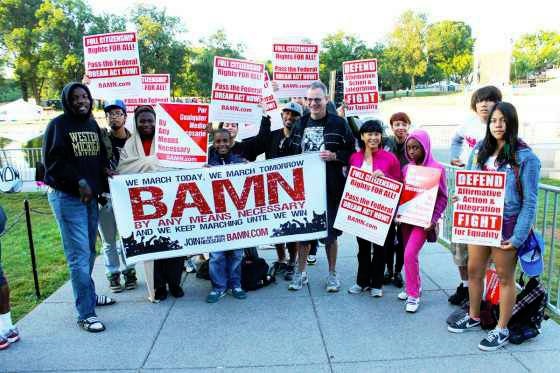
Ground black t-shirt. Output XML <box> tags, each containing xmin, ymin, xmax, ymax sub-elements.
<box><xmin>109</xmin><ymin>134</ymin><xmax>128</xmax><ymax>166</ymax></box>
<box><xmin>302</xmin><ymin>116</ymin><xmax>327</xmax><ymax>152</ymax></box>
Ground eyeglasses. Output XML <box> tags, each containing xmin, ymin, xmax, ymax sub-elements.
<box><xmin>306</xmin><ymin>97</ymin><xmax>324</xmax><ymax>104</ymax></box>
<box><xmin>107</xmin><ymin>112</ymin><xmax>124</xmax><ymax>117</ymax></box>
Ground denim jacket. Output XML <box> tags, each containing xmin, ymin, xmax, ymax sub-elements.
<box><xmin>467</xmin><ymin>142</ymin><xmax>541</xmax><ymax>248</ymax></box>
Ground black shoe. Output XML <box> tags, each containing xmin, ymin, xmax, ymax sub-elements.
<box><xmin>448</xmin><ymin>283</ymin><xmax>469</xmax><ymax>305</ymax></box>
<box><xmin>479</xmin><ymin>328</ymin><xmax>509</xmax><ymax>351</ymax></box>
<box><xmin>155</xmin><ymin>287</ymin><xmax>168</xmax><ymax>301</ymax></box>
<box><xmin>169</xmin><ymin>285</ymin><xmax>185</xmax><ymax>298</ymax></box>
<box><xmin>447</xmin><ymin>313</ymin><xmax>481</xmax><ymax>333</ymax></box>
<box><xmin>284</xmin><ymin>264</ymin><xmax>295</xmax><ymax>281</ymax></box>
<box><xmin>108</xmin><ymin>273</ymin><xmax>123</xmax><ymax>293</ymax></box>
<box><xmin>273</xmin><ymin>261</ymin><xmax>288</xmax><ymax>274</ymax></box>
<box><xmin>383</xmin><ymin>272</ymin><xmax>393</xmax><ymax>285</ymax></box>
<box><xmin>392</xmin><ymin>272</ymin><xmax>404</xmax><ymax>288</ymax></box>
<box><xmin>123</xmin><ymin>269</ymin><xmax>137</xmax><ymax>290</ymax></box>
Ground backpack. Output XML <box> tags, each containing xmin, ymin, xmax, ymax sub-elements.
<box><xmin>508</xmin><ymin>275</ymin><xmax>548</xmax><ymax>344</ymax></box>
<box><xmin>241</xmin><ymin>250</ymin><xmax>273</xmax><ymax>291</ymax></box>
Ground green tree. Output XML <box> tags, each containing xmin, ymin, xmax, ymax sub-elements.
<box><xmin>378</xmin><ymin>46</ymin><xmax>405</xmax><ymax>96</ymax></box>
<box><xmin>388</xmin><ymin>10</ymin><xmax>428</xmax><ymax>95</ymax></box>
<box><xmin>319</xmin><ymin>31</ymin><xmax>370</xmax><ymax>83</ymax></box>
<box><xmin>188</xmin><ymin>29</ymin><xmax>244</xmax><ymax>97</ymax></box>
<box><xmin>512</xmin><ymin>30</ymin><xmax>560</xmax><ymax>81</ymax></box>
<box><xmin>426</xmin><ymin>20</ymin><xmax>474</xmax><ymax>83</ymax></box>
<box><xmin>130</xmin><ymin>4</ymin><xmax>188</xmax><ymax>96</ymax></box>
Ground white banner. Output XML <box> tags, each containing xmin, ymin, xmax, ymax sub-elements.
<box><xmin>452</xmin><ymin>170</ymin><xmax>506</xmax><ymax>246</ymax></box>
<box><xmin>124</xmin><ymin>74</ymin><xmax>171</xmax><ymax>130</ymax></box>
<box><xmin>109</xmin><ymin>154</ymin><xmax>327</xmax><ymax>264</ymax></box>
<box><xmin>83</xmin><ymin>32</ymin><xmax>142</xmax><ymax>99</ymax></box>
<box><xmin>334</xmin><ymin>167</ymin><xmax>402</xmax><ymax>245</ymax></box>
<box><xmin>273</xmin><ymin>43</ymin><xmax>319</xmax><ymax>98</ymax></box>
<box><xmin>209</xmin><ymin>56</ymin><xmax>265</xmax><ymax>126</ymax></box>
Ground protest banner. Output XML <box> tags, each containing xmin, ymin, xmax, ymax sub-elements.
<box><xmin>209</xmin><ymin>56</ymin><xmax>265</xmax><ymax>126</ymax></box>
<box><xmin>83</xmin><ymin>31</ymin><xmax>142</xmax><ymax>99</ymax></box>
<box><xmin>124</xmin><ymin>74</ymin><xmax>171</xmax><ymax>130</ymax></box>
<box><xmin>109</xmin><ymin>153</ymin><xmax>327</xmax><ymax>264</ymax></box>
<box><xmin>451</xmin><ymin>170</ymin><xmax>506</xmax><ymax>246</ymax></box>
<box><xmin>342</xmin><ymin>59</ymin><xmax>379</xmax><ymax>116</ymax></box>
<box><xmin>272</xmin><ymin>42</ymin><xmax>319</xmax><ymax>98</ymax></box>
<box><xmin>334</xmin><ymin>167</ymin><xmax>402</xmax><ymax>245</ymax></box>
<box><xmin>396</xmin><ymin>165</ymin><xmax>442</xmax><ymax>228</ymax></box>
<box><xmin>237</xmin><ymin>72</ymin><xmax>283</xmax><ymax>140</ymax></box>
<box><xmin>154</xmin><ymin>103</ymin><xmax>209</xmax><ymax>169</ymax></box>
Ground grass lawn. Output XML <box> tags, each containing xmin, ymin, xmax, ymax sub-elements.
<box><xmin>0</xmin><ymin>192</ymin><xmax>69</xmax><ymax>321</ymax></box>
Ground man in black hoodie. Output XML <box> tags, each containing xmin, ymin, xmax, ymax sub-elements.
<box><xmin>43</xmin><ymin>82</ymin><xmax>113</xmax><ymax>333</ymax></box>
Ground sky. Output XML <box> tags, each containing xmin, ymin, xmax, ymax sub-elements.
<box><xmin>91</xmin><ymin>0</ymin><xmax>559</xmax><ymax>61</ymax></box>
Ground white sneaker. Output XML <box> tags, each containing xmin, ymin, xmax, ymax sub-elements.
<box><xmin>347</xmin><ymin>284</ymin><xmax>367</xmax><ymax>294</ymax></box>
<box><xmin>405</xmin><ymin>297</ymin><xmax>420</xmax><ymax>313</ymax></box>
<box><xmin>325</xmin><ymin>272</ymin><xmax>341</xmax><ymax>292</ymax></box>
<box><xmin>370</xmin><ymin>288</ymin><xmax>383</xmax><ymax>297</ymax></box>
<box><xmin>397</xmin><ymin>291</ymin><xmax>408</xmax><ymax>300</ymax></box>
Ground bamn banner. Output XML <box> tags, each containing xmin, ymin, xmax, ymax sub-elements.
<box><xmin>396</xmin><ymin>165</ymin><xmax>441</xmax><ymax>228</ymax></box>
<box><xmin>109</xmin><ymin>154</ymin><xmax>327</xmax><ymax>264</ymax></box>
<box><xmin>334</xmin><ymin>167</ymin><xmax>402</xmax><ymax>245</ymax></box>
<box><xmin>452</xmin><ymin>170</ymin><xmax>506</xmax><ymax>246</ymax></box>
<box><xmin>83</xmin><ymin>31</ymin><xmax>142</xmax><ymax>99</ymax></box>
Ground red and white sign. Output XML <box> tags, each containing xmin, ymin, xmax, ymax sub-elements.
<box><xmin>273</xmin><ymin>43</ymin><xmax>319</xmax><ymax>98</ymax></box>
<box><xmin>334</xmin><ymin>167</ymin><xmax>402</xmax><ymax>245</ymax></box>
<box><xmin>83</xmin><ymin>32</ymin><xmax>142</xmax><ymax>99</ymax></box>
<box><xmin>124</xmin><ymin>74</ymin><xmax>171</xmax><ymax>130</ymax></box>
<box><xmin>342</xmin><ymin>59</ymin><xmax>379</xmax><ymax>116</ymax></box>
<box><xmin>154</xmin><ymin>103</ymin><xmax>209</xmax><ymax>169</ymax></box>
<box><xmin>396</xmin><ymin>165</ymin><xmax>442</xmax><ymax>228</ymax></box>
<box><xmin>452</xmin><ymin>170</ymin><xmax>506</xmax><ymax>246</ymax></box>
<box><xmin>209</xmin><ymin>56</ymin><xmax>265</xmax><ymax>126</ymax></box>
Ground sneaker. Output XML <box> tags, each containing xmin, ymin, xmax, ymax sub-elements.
<box><xmin>169</xmin><ymin>285</ymin><xmax>185</xmax><ymax>298</ymax></box>
<box><xmin>448</xmin><ymin>313</ymin><xmax>481</xmax><ymax>333</ymax></box>
<box><xmin>405</xmin><ymin>297</ymin><xmax>420</xmax><ymax>313</ymax></box>
<box><xmin>4</xmin><ymin>327</ymin><xmax>20</xmax><ymax>344</ymax></box>
<box><xmin>155</xmin><ymin>287</ymin><xmax>168</xmax><ymax>301</ymax></box>
<box><xmin>0</xmin><ymin>335</ymin><xmax>9</xmax><ymax>350</ymax></box>
<box><xmin>231</xmin><ymin>287</ymin><xmax>247</xmax><ymax>299</ymax></box>
<box><xmin>326</xmin><ymin>272</ymin><xmax>341</xmax><ymax>293</ymax></box>
<box><xmin>273</xmin><ymin>261</ymin><xmax>288</xmax><ymax>274</ymax></box>
<box><xmin>77</xmin><ymin>316</ymin><xmax>105</xmax><ymax>333</ymax></box>
<box><xmin>123</xmin><ymin>269</ymin><xmax>137</xmax><ymax>290</ymax></box>
<box><xmin>348</xmin><ymin>284</ymin><xmax>367</xmax><ymax>294</ymax></box>
<box><xmin>288</xmin><ymin>272</ymin><xmax>308</xmax><ymax>291</ymax></box>
<box><xmin>397</xmin><ymin>291</ymin><xmax>408</xmax><ymax>300</ymax></box>
<box><xmin>307</xmin><ymin>255</ymin><xmax>317</xmax><ymax>265</ymax></box>
<box><xmin>383</xmin><ymin>272</ymin><xmax>393</xmax><ymax>285</ymax></box>
<box><xmin>370</xmin><ymin>288</ymin><xmax>383</xmax><ymax>297</ymax></box>
<box><xmin>284</xmin><ymin>264</ymin><xmax>295</xmax><ymax>281</ymax></box>
<box><xmin>206</xmin><ymin>290</ymin><xmax>226</xmax><ymax>303</ymax></box>
<box><xmin>478</xmin><ymin>328</ymin><xmax>510</xmax><ymax>351</ymax></box>
<box><xmin>448</xmin><ymin>283</ymin><xmax>469</xmax><ymax>305</ymax></box>
<box><xmin>392</xmin><ymin>273</ymin><xmax>404</xmax><ymax>288</ymax></box>
<box><xmin>108</xmin><ymin>273</ymin><xmax>123</xmax><ymax>293</ymax></box>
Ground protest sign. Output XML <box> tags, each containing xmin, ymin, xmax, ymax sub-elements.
<box><xmin>342</xmin><ymin>59</ymin><xmax>379</xmax><ymax>116</ymax></box>
<box><xmin>124</xmin><ymin>74</ymin><xmax>171</xmax><ymax>130</ymax></box>
<box><xmin>334</xmin><ymin>167</ymin><xmax>402</xmax><ymax>245</ymax></box>
<box><xmin>83</xmin><ymin>31</ymin><xmax>142</xmax><ymax>99</ymax></box>
<box><xmin>272</xmin><ymin>43</ymin><xmax>319</xmax><ymax>98</ymax></box>
<box><xmin>154</xmin><ymin>103</ymin><xmax>209</xmax><ymax>169</ymax></box>
<box><xmin>396</xmin><ymin>165</ymin><xmax>441</xmax><ymax>228</ymax></box>
<box><xmin>109</xmin><ymin>153</ymin><xmax>327</xmax><ymax>264</ymax></box>
<box><xmin>451</xmin><ymin>170</ymin><xmax>506</xmax><ymax>246</ymax></box>
<box><xmin>209</xmin><ymin>56</ymin><xmax>265</xmax><ymax>126</ymax></box>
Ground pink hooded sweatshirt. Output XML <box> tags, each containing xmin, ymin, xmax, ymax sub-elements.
<box><xmin>403</xmin><ymin>129</ymin><xmax>448</xmax><ymax>225</ymax></box>
<box><xmin>349</xmin><ymin>148</ymin><xmax>402</xmax><ymax>182</ymax></box>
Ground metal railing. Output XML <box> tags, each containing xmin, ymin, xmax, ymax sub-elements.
<box><xmin>0</xmin><ymin>148</ymin><xmax>42</xmax><ymax>182</ymax></box>
<box><xmin>440</xmin><ymin>163</ymin><xmax>560</xmax><ymax>316</ymax></box>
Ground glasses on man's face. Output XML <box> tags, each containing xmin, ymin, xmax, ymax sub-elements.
<box><xmin>307</xmin><ymin>97</ymin><xmax>324</xmax><ymax>104</ymax></box>
<box><xmin>107</xmin><ymin>112</ymin><xmax>124</xmax><ymax>118</ymax></box>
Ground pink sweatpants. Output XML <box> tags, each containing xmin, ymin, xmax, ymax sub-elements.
<box><xmin>402</xmin><ymin>224</ymin><xmax>427</xmax><ymax>299</ymax></box>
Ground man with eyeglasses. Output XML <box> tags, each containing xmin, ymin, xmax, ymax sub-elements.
<box><xmin>98</xmin><ymin>99</ymin><xmax>137</xmax><ymax>293</ymax></box>
<box><xmin>282</xmin><ymin>81</ymin><xmax>355</xmax><ymax>292</ymax></box>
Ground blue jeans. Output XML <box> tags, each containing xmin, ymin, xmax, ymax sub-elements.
<box><xmin>48</xmin><ymin>189</ymin><xmax>98</xmax><ymax>320</ymax></box>
<box><xmin>209</xmin><ymin>250</ymin><xmax>243</xmax><ymax>292</ymax></box>
<box><xmin>98</xmin><ymin>198</ymin><xmax>134</xmax><ymax>276</ymax></box>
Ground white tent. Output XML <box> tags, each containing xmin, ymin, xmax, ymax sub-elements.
<box><xmin>0</xmin><ymin>99</ymin><xmax>43</xmax><ymax>121</ymax></box>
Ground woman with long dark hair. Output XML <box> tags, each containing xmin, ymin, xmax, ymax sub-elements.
<box><xmin>448</xmin><ymin>102</ymin><xmax>541</xmax><ymax>351</ymax></box>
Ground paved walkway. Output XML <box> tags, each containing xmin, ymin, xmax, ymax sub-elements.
<box><xmin>2</xmin><ymin>234</ymin><xmax>560</xmax><ymax>372</ymax></box>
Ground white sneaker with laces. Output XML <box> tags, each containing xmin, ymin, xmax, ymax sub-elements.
<box><xmin>397</xmin><ymin>291</ymin><xmax>407</xmax><ymax>300</ymax></box>
<box><xmin>405</xmin><ymin>297</ymin><xmax>420</xmax><ymax>313</ymax></box>
<box><xmin>370</xmin><ymin>288</ymin><xmax>383</xmax><ymax>297</ymax></box>
<box><xmin>325</xmin><ymin>272</ymin><xmax>341</xmax><ymax>292</ymax></box>
<box><xmin>347</xmin><ymin>284</ymin><xmax>366</xmax><ymax>294</ymax></box>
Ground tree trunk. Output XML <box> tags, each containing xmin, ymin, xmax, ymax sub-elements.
<box><xmin>20</xmin><ymin>80</ymin><xmax>28</xmax><ymax>101</ymax></box>
<box><xmin>411</xmin><ymin>75</ymin><xmax>416</xmax><ymax>96</ymax></box>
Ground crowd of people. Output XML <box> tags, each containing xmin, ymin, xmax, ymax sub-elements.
<box><xmin>0</xmin><ymin>80</ymin><xmax>541</xmax><ymax>353</ymax></box>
